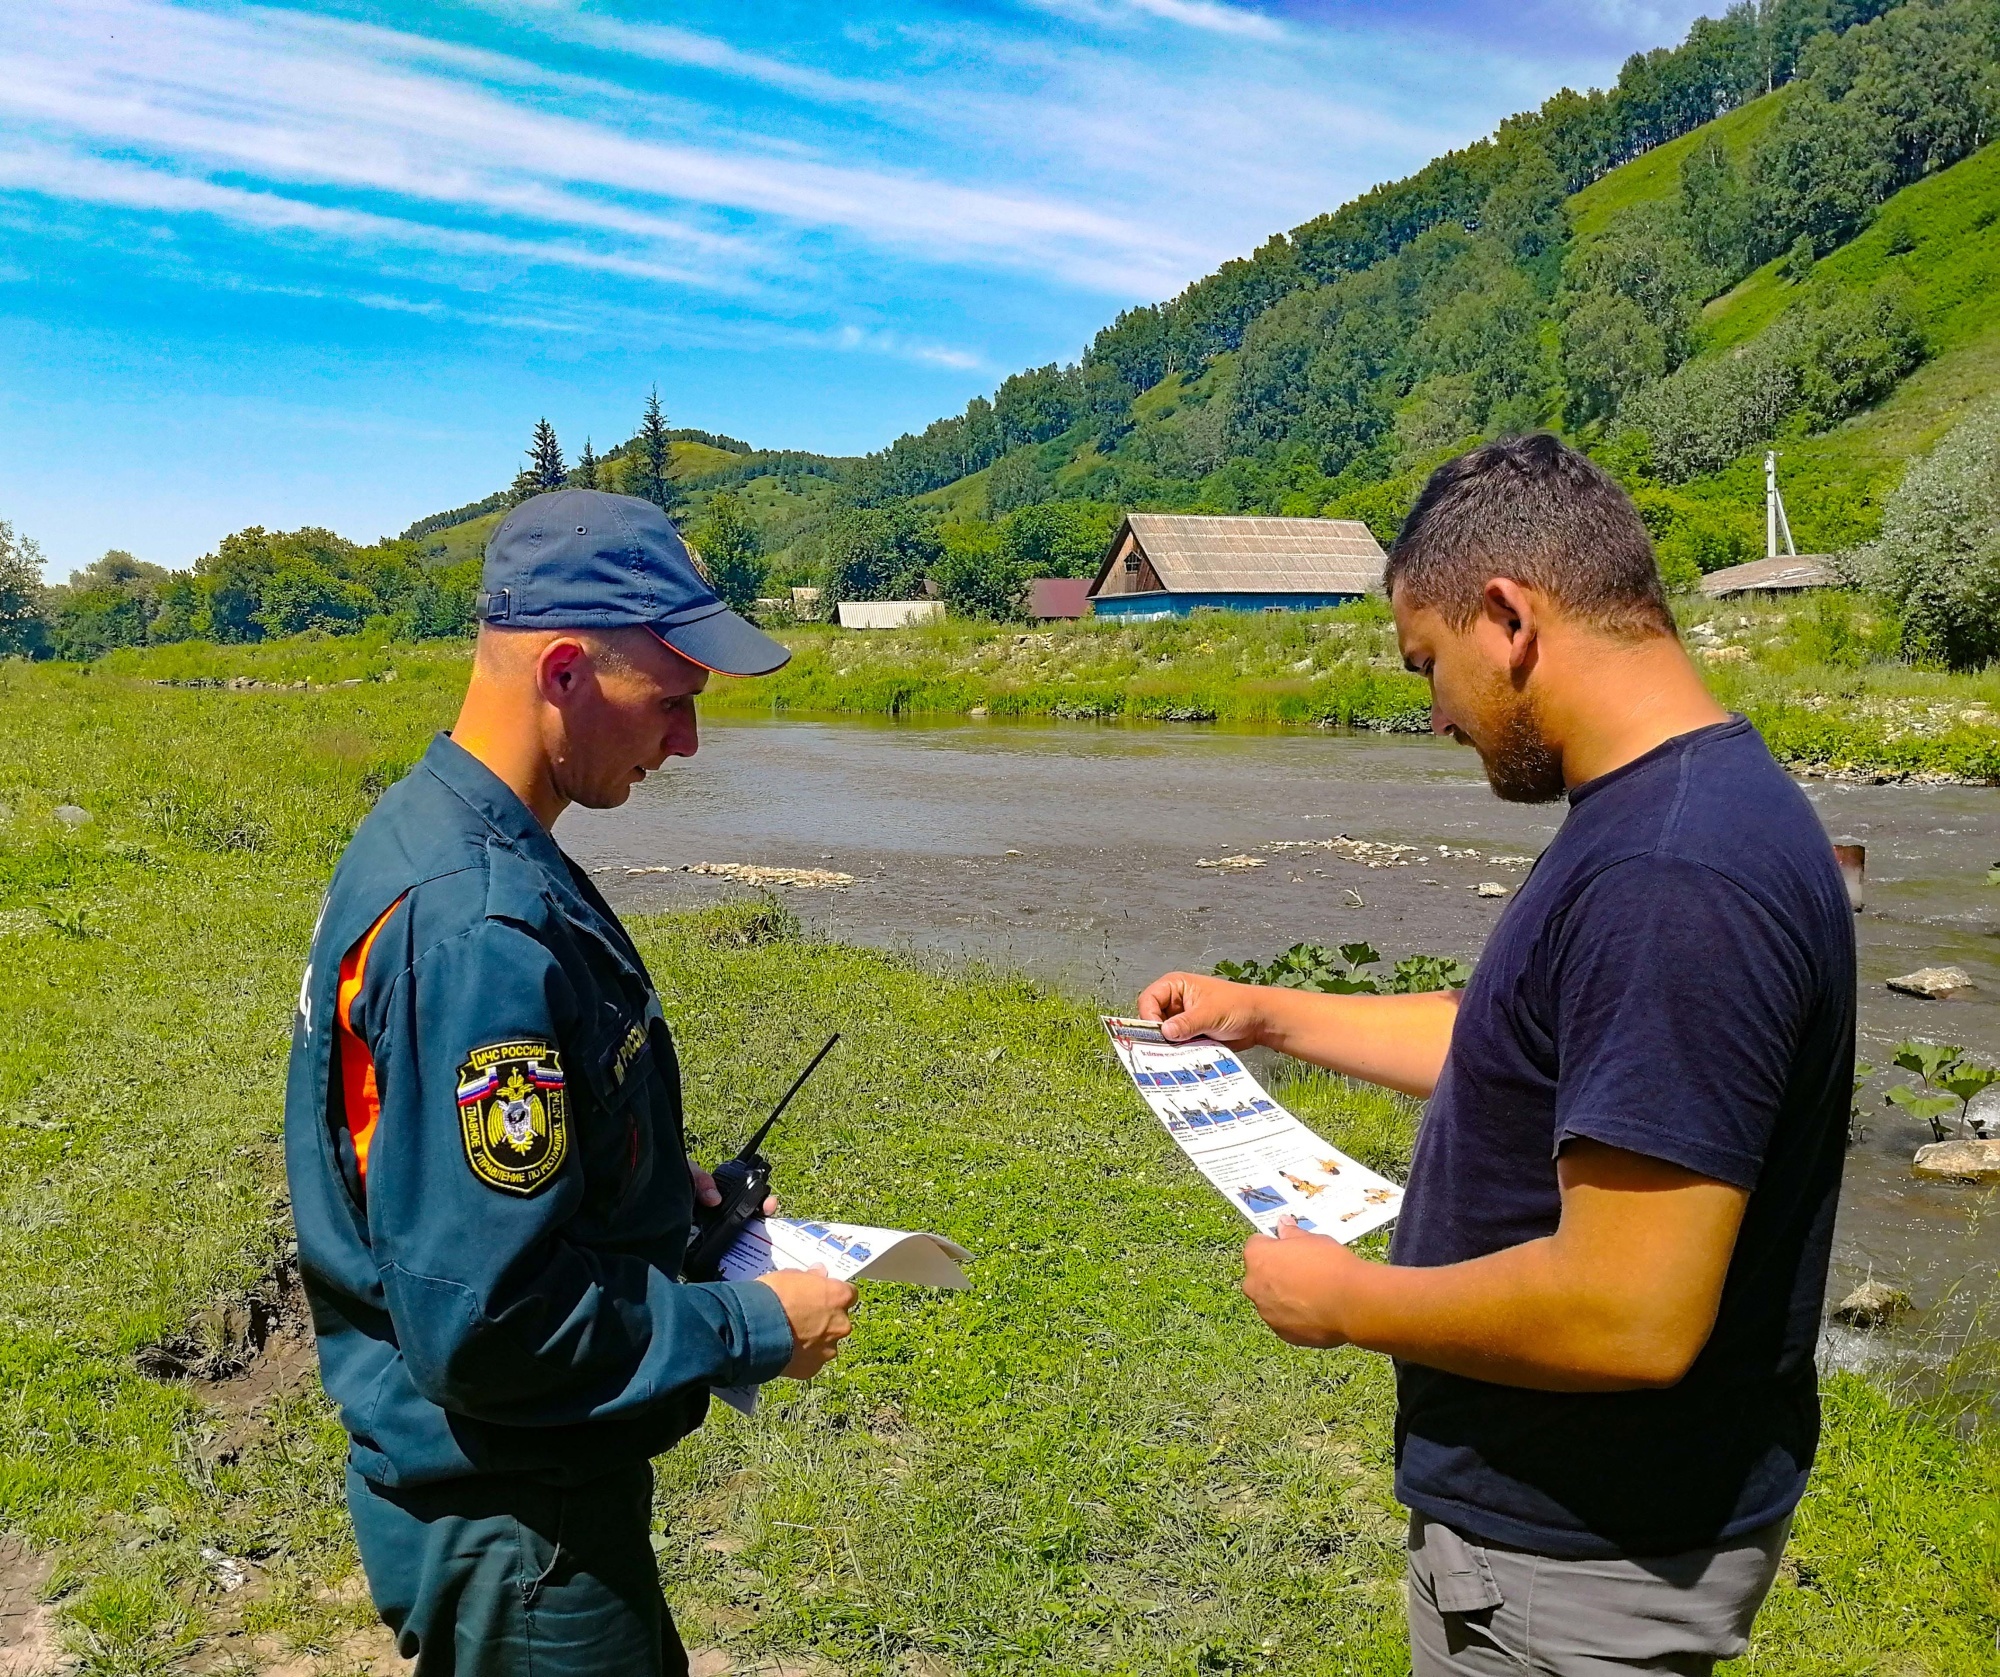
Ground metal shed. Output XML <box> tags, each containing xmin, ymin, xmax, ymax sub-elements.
<box><xmin>1696</xmin><ymin>555</ymin><xmax>1836</xmax><ymax>599</ymax></box>
<box><xmin>1086</xmin><ymin>514</ymin><xmax>1386</xmax><ymax>620</ymax></box>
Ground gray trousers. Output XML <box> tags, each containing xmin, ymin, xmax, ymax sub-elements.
<box><xmin>1405</xmin><ymin>1511</ymin><xmax>1791</xmax><ymax>1675</ymax></box>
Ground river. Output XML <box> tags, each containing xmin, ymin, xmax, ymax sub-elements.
<box><xmin>562</xmin><ymin>714</ymin><xmax>2000</xmax><ymax>1374</ymax></box>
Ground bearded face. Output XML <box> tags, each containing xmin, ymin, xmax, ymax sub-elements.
<box><xmin>1393</xmin><ymin>589</ymin><xmax>1569</xmax><ymax>805</ymax></box>
<box><xmin>1467</xmin><ymin>674</ymin><xmax>1567</xmax><ymax>805</ymax></box>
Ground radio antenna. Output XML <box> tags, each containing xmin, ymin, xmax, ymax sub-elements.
<box><xmin>739</xmin><ymin>1033</ymin><xmax>840</xmax><ymax>1159</ymax></box>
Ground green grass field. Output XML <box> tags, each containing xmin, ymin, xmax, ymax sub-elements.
<box><xmin>1</xmin><ymin>654</ymin><xmax>1998</xmax><ymax>1673</ymax></box>
<box><xmin>1567</xmin><ymin>87</ymin><xmax>1791</xmax><ymax>241</ymax></box>
<box><xmin>79</xmin><ymin>590</ymin><xmax>2000</xmax><ymax>783</ymax></box>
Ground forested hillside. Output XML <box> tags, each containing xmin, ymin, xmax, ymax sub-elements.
<box><xmin>5</xmin><ymin>0</ymin><xmax>1996</xmax><ymax>663</ymax></box>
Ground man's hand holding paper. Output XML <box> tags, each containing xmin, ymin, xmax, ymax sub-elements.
<box><xmin>1138</xmin><ymin>970</ymin><xmax>1460</xmax><ymax>1100</ymax></box>
<box><xmin>1241</xmin><ymin>1216</ymin><xmax>1368</xmax><ymax>1349</ymax></box>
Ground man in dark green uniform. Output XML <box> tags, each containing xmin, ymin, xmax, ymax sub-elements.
<box><xmin>284</xmin><ymin>488</ymin><xmax>857</xmax><ymax>1675</ymax></box>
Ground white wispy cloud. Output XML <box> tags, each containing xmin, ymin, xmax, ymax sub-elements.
<box><xmin>470</xmin><ymin>0</ymin><xmax>920</xmax><ymax>112</ymax></box>
<box><xmin>0</xmin><ymin>0</ymin><xmax>1201</xmax><ymax>302</ymax></box>
<box><xmin>0</xmin><ymin>0</ymin><xmax>1579</xmax><ymax>387</ymax></box>
<box><xmin>0</xmin><ymin>145</ymin><xmax>735</xmax><ymax>290</ymax></box>
<box><xmin>1022</xmin><ymin>0</ymin><xmax>1289</xmax><ymax>38</ymax></box>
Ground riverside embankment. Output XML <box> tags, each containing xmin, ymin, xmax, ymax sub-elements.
<box><xmin>699</xmin><ymin>593</ymin><xmax>2000</xmax><ymax>784</ymax></box>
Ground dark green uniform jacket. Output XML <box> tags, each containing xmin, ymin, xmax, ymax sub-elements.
<box><xmin>283</xmin><ymin>734</ymin><xmax>793</xmax><ymax>1489</ymax></box>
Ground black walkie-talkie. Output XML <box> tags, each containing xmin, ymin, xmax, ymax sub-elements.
<box><xmin>683</xmin><ymin>1034</ymin><xmax>840</xmax><ymax>1282</ymax></box>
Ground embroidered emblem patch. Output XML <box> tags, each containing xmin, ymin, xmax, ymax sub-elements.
<box><xmin>457</xmin><ymin>1040</ymin><xmax>568</xmax><ymax>1196</ymax></box>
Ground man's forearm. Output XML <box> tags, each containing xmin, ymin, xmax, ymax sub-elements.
<box><xmin>1252</xmin><ymin>1149</ymin><xmax>1745</xmax><ymax>1391</ymax></box>
<box><xmin>1255</xmin><ymin>988</ymin><xmax>1459</xmax><ymax>1098</ymax></box>
<box><xmin>1329</xmin><ymin>1240</ymin><xmax>1694</xmax><ymax>1391</ymax></box>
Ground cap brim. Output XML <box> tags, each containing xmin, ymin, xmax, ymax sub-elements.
<box><xmin>651</xmin><ymin>605</ymin><xmax>791</xmax><ymax>678</ymax></box>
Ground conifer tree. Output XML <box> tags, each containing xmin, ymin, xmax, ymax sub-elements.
<box><xmin>530</xmin><ymin>418</ymin><xmax>566</xmax><ymax>490</ymax></box>
<box><xmin>509</xmin><ymin>417</ymin><xmax>567</xmax><ymax>505</ymax></box>
<box><xmin>575</xmin><ymin>436</ymin><xmax>599</xmax><ymax>490</ymax></box>
<box><xmin>636</xmin><ymin>387</ymin><xmax>682</xmax><ymax>517</ymax></box>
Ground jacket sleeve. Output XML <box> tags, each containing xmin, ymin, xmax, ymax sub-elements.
<box><xmin>360</xmin><ymin>916</ymin><xmax>794</xmax><ymax>1425</ymax></box>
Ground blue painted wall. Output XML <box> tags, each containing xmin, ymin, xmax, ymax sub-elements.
<box><xmin>1090</xmin><ymin>591</ymin><xmax>1365</xmax><ymax>621</ymax></box>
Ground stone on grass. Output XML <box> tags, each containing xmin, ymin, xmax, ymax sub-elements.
<box><xmin>1911</xmin><ymin>1137</ymin><xmax>2000</xmax><ymax>1182</ymax></box>
<box><xmin>1887</xmin><ymin>966</ymin><xmax>1977</xmax><ymax>1000</ymax></box>
<box><xmin>53</xmin><ymin>804</ymin><xmax>89</xmax><ymax>827</ymax></box>
<box><xmin>1474</xmin><ymin>881</ymin><xmax>1510</xmax><ymax>898</ymax></box>
<box><xmin>1831</xmin><ymin>1280</ymin><xmax>1912</xmax><ymax>1330</ymax></box>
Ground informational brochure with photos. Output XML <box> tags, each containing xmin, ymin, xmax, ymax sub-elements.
<box><xmin>1102</xmin><ymin>1016</ymin><xmax>1403</xmax><ymax>1243</ymax></box>
<box><xmin>711</xmin><ymin>1218</ymin><xmax>973</xmax><ymax>1415</ymax></box>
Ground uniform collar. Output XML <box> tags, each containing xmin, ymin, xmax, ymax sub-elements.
<box><xmin>417</xmin><ymin>732</ymin><xmax>648</xmax><ymax>978</ymax></box>
<box><xmin>419</xmin><ymin>732</ymin><xmax>573</xmax><ymax>879</ymax></box>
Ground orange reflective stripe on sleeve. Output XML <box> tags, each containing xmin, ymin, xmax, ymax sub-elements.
<box><xmin>336</xmin><ymin>896</ymin><xmax>406</xmax><ymax>1189</ymax></box>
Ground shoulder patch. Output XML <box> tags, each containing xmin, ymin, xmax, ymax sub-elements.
<box><xmin>457</xmin><ymin>1040</ymin><xmax>568</xmax><ymax>1196</ymax></box>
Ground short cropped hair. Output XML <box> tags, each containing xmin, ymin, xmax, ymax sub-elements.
<box><xmin>474</xmin><ymin>622</ymin><xmax>643</xmax><ymax>677</ymax></box>
<box><xmin>1384</xmin><ymin>434</ymin><xmax>1675</xmax><ymax>639</ymax></box>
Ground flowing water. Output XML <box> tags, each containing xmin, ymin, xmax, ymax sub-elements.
<box><xmin>561</xmin><ymin>714</ymin><xmax>2000</xmax><ymax>1375</ymax></box>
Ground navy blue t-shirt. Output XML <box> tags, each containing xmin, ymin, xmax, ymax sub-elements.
<box><xmin>1389</xmin><ymin>717</ymin><xmax>1854</xmax><ymax>1559</ymax></box>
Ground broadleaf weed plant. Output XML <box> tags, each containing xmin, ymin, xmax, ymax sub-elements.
<box><xmin>1884</xmin><ymin>1041</ymin><xmax>2000</xmax><ymax>1141</ymax></box>
<box><xmin>1215</xmin><ymin>941</ymin><xmax>1471</xmax><ymax>996</ymax></box>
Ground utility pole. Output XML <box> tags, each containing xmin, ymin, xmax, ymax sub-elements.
<box><xmin>1765</xmin><ymin>450</ymin><xmax>1796</xmax><ymax>560</ymax></box>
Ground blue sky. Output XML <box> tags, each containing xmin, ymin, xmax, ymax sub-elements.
<box><xmin>0</xmin><ymin>0</ymin><xmax>1718</xmax><ymax>577</ymax></box>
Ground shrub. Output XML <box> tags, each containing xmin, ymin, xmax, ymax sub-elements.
<box><xmin>813</xmin><ymin>503</ymin><xmax>943</xmax><ymax>608</ymax></box>
<box><xmin>1631</xmin><ymin>487</ymin><xmax>1760</xmax><ymax>581</ymax></box>
<box><xmin>1214</xmin><ymin>941</ymin><xmax>1471</xmax><ymax>995</ymax></box>
<box><xmin>931</xmin><ymin>521</ymin><xmax>1019</xmax><ymax>621</ymax></box>
<box><xmin>1785</xmin><ymin>593</ymin><xmax>1900</xmax><ymax>669</ymax></box>
<box><xmin>1793</xmin><ymin>283</ymin><xmax>1927</xmax><ymax>432</ymax></box>
<box><xmin>1617</xmin><ymin>283</ymin><xmax>1924</xmax><ymax>482</ymax></box>
<box><xmin>1847</xmin><ymin>393</ymin><xmax>2000</xmax><ymax>670</ymax></box>
<box><xmin>1618</xmin><ymin>322</ymin><xmax>1804</xmax><ymax>481</ymax></box>
<box><xmin>0</xmin><ymin>520</ymin><xmax>50</xmax><ymax>659</ymax></box>
<box><xmin>49</xmin><ymin>586</ymin><xmax>148</xmax><ymax>661</ymax></box>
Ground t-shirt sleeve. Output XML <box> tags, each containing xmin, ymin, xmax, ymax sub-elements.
<box><xmin>1547</xmin><ymin>856</ymin><xmax>1810</xmax><ymax>1189</ymax></box>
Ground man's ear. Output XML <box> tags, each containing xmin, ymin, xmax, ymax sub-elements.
<box><xmin>535</xmin><ymin>638</ymin><xmax>590</xmax><ymax>706</ymax></box>
<box><xmin>1482</xmin><ymin>578</ymin><xmax>1540</xmax><ymax>674</ymax></box>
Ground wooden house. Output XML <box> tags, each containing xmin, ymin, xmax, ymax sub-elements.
<box><xmin>1086</xmin><ymin>514</ymin><xmax>1385</xmax><ymax>620</ymax></box>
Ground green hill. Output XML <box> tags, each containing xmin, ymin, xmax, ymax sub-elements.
<box><xmin>384</xmin><ymin>1</ymin><xmax>1994</xmax><ymax>599</ymax></box>
<box><xmin>407</xmin><ymin>437</ymin><xmax>850</xmax><ymax>573</ymax></box>
<box><xmin>1658</xmin><ymin>136</ymin><xmax>2000</xmax><ymax>553</ymax></box>
<box><xmin>1566</xmin><ymin>87</ymin><xmax>1789</xmax><ymax>240</ymax></box>
<box><xmin>836</xmin><ymin>0</ymin><xmax>1997</xmax><ymax>573</ymax></box>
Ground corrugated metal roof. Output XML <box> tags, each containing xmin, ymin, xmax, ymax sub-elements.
<box><xmin>1117</xmin><ymin>514</ymin><xmax>1386</xmax><ymax>595</ymax></box>
<box><xmin>1697</xmin><ymin>555</ymin><xmax>1835</xmax><ymax>597</ymax></box>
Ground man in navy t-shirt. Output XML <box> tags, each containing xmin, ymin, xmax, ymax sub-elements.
<box><xmin>1138</xmin><ymin>435</ymin><xmax>1853</xmax><ymax>1674</ymax></box>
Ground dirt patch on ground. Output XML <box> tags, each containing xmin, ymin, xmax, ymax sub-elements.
<box><xmin>138</xmin><ymin>1250</ymin><xmax>308</xmax><ymax>1387</ymax></box>
<box><xmin>0</xmin><ymin>1541</ymin><xmax>64</xmax><ymax>1677</ymax></box>
<box><xmin>133</xmin><ymin>1261</ymin><xmax>836</xmax><ymax>1676</ymax></box>
<box><xmin>136</xmin><ymin>1249</ymin><xmax>322</xmax><ymax>1470</ymax></box>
